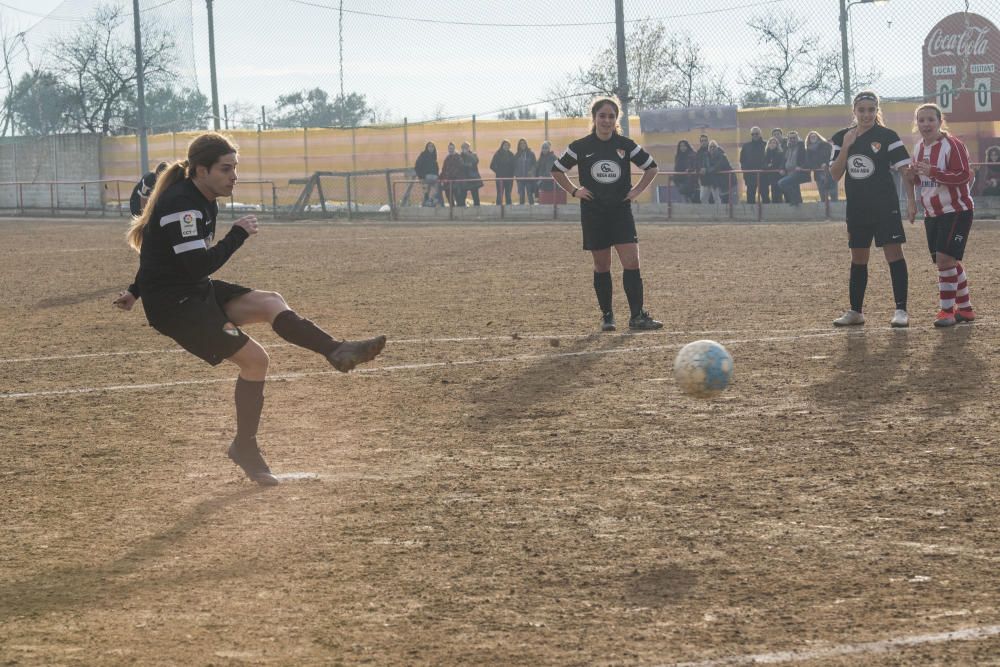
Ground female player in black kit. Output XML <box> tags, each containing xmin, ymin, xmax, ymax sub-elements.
<box><xmin>115</xmin><ymin>132</ymin><xmax>386</xmax><ymax>486</ymax></box>
<box><xmin>829</xmin><ymin>90</ymin><xmax>917</xmax><ymax>328</ymax></box>
<box><xmin>550</xmin><ymin>96</ymin><xmax>662</xmax><ymax>332</ymax></box>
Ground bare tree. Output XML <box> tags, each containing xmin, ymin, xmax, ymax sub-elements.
<box><xmin>46</xmin><ymin>3</ymin><xmax>177</xmax><ymax>135</ymax></box>
<box><xmin>669</xmin><ymin>37</ymin><xmax>732</xmax><ymax>107</ymax></box>
<box><xmin>740</xmin><ymin>12</ymin><xmax>846</xmax><ymax>109</ymax></box>
<box><xmin>1</xmin><ymin>23</ymin><xmax>29</xmax><ymax>136</ymax></box>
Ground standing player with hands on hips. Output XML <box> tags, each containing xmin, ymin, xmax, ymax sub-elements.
<box><xmin>829</xmin><ymin>90</ymin><xmax>917</xmax><ymax>329</ymax></box>
<box><xmin>909</xmin><ymin>103</ymin><xmax>976</xmax><ymax>327</ymax></box>
<box><xmin>551</xmin><ymin>96</ymin><xmax>662</xmax><ymax>332</ymax></box>
<box><xmin>114</xmin><ymin>132</ymin><xmax>386</xmax><ymax>486</ymax></box>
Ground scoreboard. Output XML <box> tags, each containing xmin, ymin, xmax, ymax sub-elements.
<box><xmin>923</xmin><ymin>13</ymin><xmax>1000</xmax><ymax>122</ymax></box>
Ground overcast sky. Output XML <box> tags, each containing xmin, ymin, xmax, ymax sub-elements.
<box><xmin>1</xmin><ymin>0</ymin><xmax>991</xmax><ymax>121</ymax></box>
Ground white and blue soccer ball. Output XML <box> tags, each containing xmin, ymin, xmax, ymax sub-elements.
<box><xmin>673</xmin><ymin>340</ymin><xmax>733</xmax><ymax>398</ymax></box>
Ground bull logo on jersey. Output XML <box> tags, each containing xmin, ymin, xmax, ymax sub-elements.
<box><xmin>870</xmin><ymin>142</ymin><xmax>882</xmax><ymax>153</ymax></box>
<box><xmin>847</xmin><ymin>155</ymin><xmax>876</xmax><ymax>180</ymax></box>
<box><xmin>616</xmin><ymin>149</ymin><xmax>626</xmax><ymax>159</ymax></box>
<box><xmin>591</xmin><ymin>160</ymin><xmax>622</xmax><ymax>183</ymax></box>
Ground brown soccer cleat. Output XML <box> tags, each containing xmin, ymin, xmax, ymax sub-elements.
<box><xmin>326</xmin><ymin>335</ymin><xmax>387</xmax><ymax>372</ymax></box>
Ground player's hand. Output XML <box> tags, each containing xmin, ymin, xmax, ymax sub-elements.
<box><xmin>914</xmin><ymin>161</ymin><xmax>933</xmax><ymax>177</ymax></box>
<box><xmin>624</xmin><ymin>187</ymin><xmax>641</xmax><ymax>202</ymax></box>
<box><xmin>843</xmin><ymin>128</ymin><xmax>858</xmax><ymax>149</ymax></box>
<box><xmin>575</xmin><ymin>187</ymin><xmax>594</xmax><ymax>201</ymax></box>
<box><xmin>113</xmin><ymin>290</ymin><xmax>137</xmax><ymax>311</ymax></box>
<box><xmin>907</xmin><ymin>200</ymin><xmax>917</xmax><ymax>224</ymax></box>
<box><xmin>234</xmin><ymin>215</ymin><xmax>259</xmax><ymax>235</ymax></box>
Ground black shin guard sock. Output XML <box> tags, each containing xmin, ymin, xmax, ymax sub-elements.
<box><xmin>593</xmin><ymin>271</ymin><xmax>613</xmax><ymax>314</ymax></box>
<box><xmin>234</xmin><ymin>377</ymin><xmax>265</xmax><ymax>444</ymax></box>
<box><xmin>889</xmin><ymin>258</ymin><xmax>908</xmax><ymax>311</ymax></box>
<box><xmin>272</xmin><ymin>310</ymin><xmax>339</xmax><ymax>356</ymax></box>
<box><xmin>849</xmin><ymin>263</ymin><xmax>868</xmax><ymax>313</ymax></box>
<box><xmin>622</xmin><ymin>268</ymin><xmax>644</xmax><ymax>318</ymax></box>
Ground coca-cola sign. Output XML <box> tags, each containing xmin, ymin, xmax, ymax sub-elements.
<box><xmin>926</xmin><ymin>26</ymin><xmax>990</xmax><ymax>58</ymax></box>
<box><xmin>923</xmin><ymin>13</ymin><xmax>1000</xmax><ymax>122</ymax></box>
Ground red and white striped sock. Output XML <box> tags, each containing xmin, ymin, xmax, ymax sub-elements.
<box><xmin>938</xmin><ymin>266</ymin><xmax>958</xmax><ymax>311</ymax></box>
<box><xmin>955</xmin><ymin>261</ymin><xmax>972</xmax><ymax>311</ymax></box>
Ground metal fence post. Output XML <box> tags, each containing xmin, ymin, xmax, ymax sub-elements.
<box><xmin>346</xmin><ymin>174</ymin><xmax>352</xmax><ymax>220</ymax></box>
<box><xmin>385</xmin><ymin>170</ymin><xmax>396</xmax><ymax>220</ymax></box>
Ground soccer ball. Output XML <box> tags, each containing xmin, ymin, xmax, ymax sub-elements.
<box><xmin>673</xmin><ymin>340</ymin><xmax>733</xmax><ymax>398</ymax></box>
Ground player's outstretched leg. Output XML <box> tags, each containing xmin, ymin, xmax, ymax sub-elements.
<box><xmin>271</xmin><ymin>309</ymin><xmax>386</xmax><ymax>372</ymax></box>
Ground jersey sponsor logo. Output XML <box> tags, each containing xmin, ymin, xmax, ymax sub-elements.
<box><xmin>870</xmin><ymin>142</ymin><xmax>882</xmax><ymax>153</ymax></box>
<box><xmin>590</xmin><ymin>159</ymin><xmax>622</xmax><ymax>183</ymax></box>
<box><xmin>180</xmin><ymin>212</ymin><xmax>198</xmax><ymax>237</ymax></box>
<box><xmin>847</xmin><ymin>155</ymin><xmax>876</xmax><ymax>179</ymax></box>
<box><xmin>616</xmin><ymin>149</ymin><xmax>626</xmax><ymax>159</ymax></box>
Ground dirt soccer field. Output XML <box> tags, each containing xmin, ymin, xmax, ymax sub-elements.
<box><xmin>2</xmin><ymin>216</ymin><xmax>1000</xmax><ymax>666</ymax></box>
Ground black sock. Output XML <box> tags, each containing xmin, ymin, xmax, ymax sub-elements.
<box><xmin>622</xmin><ymin>268</ymin><xmax>644</xmax><ymax>318</ymax></box>
<box><xmin>849</xmin><ymin>263</ymin><xmax>868</xmax><ymax>313</ymax></box>
<box><xmin>593</xmin><ymin>271</ymin><xmax>612</xmax><ymax>314</ymax></box>
<box><xmin>889</xmin><ymin>258</ymin><xmax>908</xmax><ymax>311</ymax></box>
<box><xmin>234</xmin><ymin>377</ymin><xmax>265</xmax><ymax>444</ymax></box>
<box><xmin>272</xmin><ymin>310</ymin><xmax>339</xmax><ymax>356</ymax></box>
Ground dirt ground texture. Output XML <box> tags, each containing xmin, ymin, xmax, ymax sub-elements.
<box><xmin>1</xmin><ymin>217</ymin><xmax>1000</xmax><ymax>666</ymax></box>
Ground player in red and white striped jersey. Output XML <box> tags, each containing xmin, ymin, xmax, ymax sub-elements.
<box><xmin>910</xmin><ymin>103</ymin><xmax>976</xmax><ymax>327</ymax></box>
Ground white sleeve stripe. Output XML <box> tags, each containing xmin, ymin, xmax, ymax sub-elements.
<box><xmin>888</xmin><ymin>140</ymin><xmax>905</xmax><ymax>151</ymax></box>
<box><xmin>891</xmin><ymin>158</ymin><xmax>911</xmax><ymax>170</ymax></box>
<box><xmin>172</xmin><ymin>239</ymin><xmax>207</xmax><ymax>254</ymax></box>
<box><xmin>160</xmin><ymin>210</ymin><xmax>203</xmax><ymax>226</ymax></box>
<box><xmin>553</xmin><ymin>161</ymin><xmax>570</xmax><ymax>172</ymax></box>
<box><xmin>630</xmin><ymin>145</ymin><xmax>643</xmax><ymax>157</ymax></box>
<box><xmin>564</xmin><ymin>147</ymin><xmax>577</xmax><ymax>159</ymax></box>
<box><xmin>639</xmin><ymin>156</ymin><xmax>654</xmax><ymax>170</ymax></box>
<box><xmin>139</xmin><ymin>184</ymin><xmax>152</xmax><ymax>196</ymax></box>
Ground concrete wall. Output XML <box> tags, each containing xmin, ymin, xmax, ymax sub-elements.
<box><xmin>0</xmin><ymin>134</ymin><xmax>106</xmax><ymax>210</ymax></box>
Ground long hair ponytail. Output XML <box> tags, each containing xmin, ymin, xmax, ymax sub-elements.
<box><xmin>126</xmin><ymin>132</ymin><xmax>239</xmax><ymax>252</ymax></box>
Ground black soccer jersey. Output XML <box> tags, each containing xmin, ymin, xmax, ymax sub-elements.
<box><xmin>129</xmin><ymin>171</ymin><xmax>158</xmax><ymax>216</ymax></box>
<box><xmin>134</xmin><ymin>179</ymin><xmax>248</xmax><ymax>301</ymax></box>
<box><xmin>552</xmin><ymin>132</ymin><xmax>657</xmax><ymax>207</ymax></box>
<box><xmin>830</xmin><ymin>125</ymin><xmax>910</xmax><ymax>213</ymax></box>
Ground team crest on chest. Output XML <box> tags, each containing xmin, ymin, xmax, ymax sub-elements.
<box><xmin>616</xmin><ymin>149</ymin><xmax>626</xmax><ymax>159</ymax></box>
<box><xmin>870</xmin><ymin>142</ymin><xmax>882</xmax><ymax>153</ymax></box>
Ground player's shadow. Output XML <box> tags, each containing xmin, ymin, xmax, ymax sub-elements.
<box><xmin>0</xmin><ymin>486</ymin><xmax>264</xmax><ymax>620</ymax></box>
<box><xmin>807</xmin><ymin>330</ymin><xmax>911</xmax><ymax>423</ymax></box>
<box><xmin>465</xmin><ymin>334</ymin><xmax>628</xmax><ymax>433</ymax></box>
<box><xmin>911</xmin><ymin>324</ymin><xmax>985</xmax><ymax>413</ymax></box>
<box><xmin>36</xmin><ymin>287</ymin><xmax>122</xmax><ymax>309</ymax></box>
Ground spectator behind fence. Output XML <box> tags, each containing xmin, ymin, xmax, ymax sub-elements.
<box><xmin>778</xmin><ymin>131</ymin><xmax>810</xmax><ymax>205</ymax></box>
<box><xmin>762</xmin><ymin>136</ymin><xmax>785</xmax><ymax>204</ymax></box>
<box><xmin>459</xmin><ymin>142</ymin><xmax>483</xmax><ymax>208</ymax></box>
<box><xmin>806</xmin><ymin>131</ymin><xmax>838</xmax><ymax>203</ymax></box>
<box><xmin>740</xmin><ymin>126</ymin><xmax>766</xmax><ymax>203</ymax></box>
<box><xmin>772</xmin><ymin>128</ymin><xmax>788</xmax><ymax>151</ymax></box>
<box><xmin>978</xmin><ymin>145</ymin><xmax>1000</xmax><ymax>196</ymax></box>
<box><xmin>695</xmin><ymin>134</ymin><xmax>712</xmax><ymax>203</ymax></box>
<box><xmin>704</xmin><ymin>141</ymin><xmax>733</xmax><ymax>205</ymax></box>
<box><xmin>440</xmin><ymin>142</ymin><xmax>465</xmax><ymax>207</ymax></box>
<box><xmin>490</xmin><ymin>140</ymin><xmax>515</xmax><ymax>206</ymax></box>
<box><xmin>514</xmin><ymin>138</ymin><xmax>538</xmax><ymax>205</ymax></box>
<box><xmin>672</xmin><ymin>140</ymin><xmax>699</xmax><ymax>202</ymax></box>
<box><xmin>535</xmin><ymin>141</ymin><xmax>557</xmax><ymax>193</ymax></box>
<box><xmin>414</xmin><ymin>141</ymin><xmax>442</xmax><ymax>206</ymax></box>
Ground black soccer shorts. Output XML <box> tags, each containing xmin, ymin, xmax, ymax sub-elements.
<box><xmin>580</xmin><ymin>200</ymin><xmax>638</xmax><ymax>250</ymax></box>
<box><xmin>924</xmin><ymin>209</ymin><xmax>973</xmax><ymax>262</ymax></box>
<box><xmin>143</xmin><ymin>280</ymin><xmax>253</xmax><ymax>366</ymax></box>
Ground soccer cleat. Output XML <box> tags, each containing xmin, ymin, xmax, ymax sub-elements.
<box><xmin>934</xmin><ymin>308</ymin><xmax>957</xmax><ymax>328</ymax></box>
<box><xmin>228</xmin><ymin>437</ymin><xmax>279</xmax><ymax>486</ymax></box>
<box><xmin>326</xmin><ymin>335</ymin><xmax>387</xmax><ymax>372</ymax></box>
<box><xmin>955</xmin><ymin>307</ymin><xmax>976</xmax><ymax>323</ymax></box>
<box><xmin>833</xmin><ymin>310</ymin><xmax>865</xmax><ymax>327</ymax></box>
<box><xmin>601</xmin><ymin>311</ymin><xmax>616</xmax><ymax>332</ymax></box>
<box><xmin>889</xmin><ymin>309</ymin><xmax>910</xmax><ymax>328</ymax></box>
<box><xmin>628</xmin><ymin>310</ymin><xmax>664</xmax><ymax>330</ymax></box>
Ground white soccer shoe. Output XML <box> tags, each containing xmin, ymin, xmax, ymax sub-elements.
<box><xmin>889</xmin><ymin>309</ymin><xmax>910</xmax><ymax>328</ymax></box>
<box><xmin>833</xmin><ymin>310</ymin><xmax>865</xmax><ymax>327</ymax></box>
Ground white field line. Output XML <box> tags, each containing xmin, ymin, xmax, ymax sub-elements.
<box><xmin>0</xmin><ymin>330</ymin><xmax>843</xmax><ymax>400</ymax></box>
<box><xmin>665</xmin><ymin>624</ymin><xmax>1000</xmax><ymax>666</ymax></box>
<box><xmin>0</xmin><ymin>323</ymin><xmax>936</xmax><ymax>364</ymax></box>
